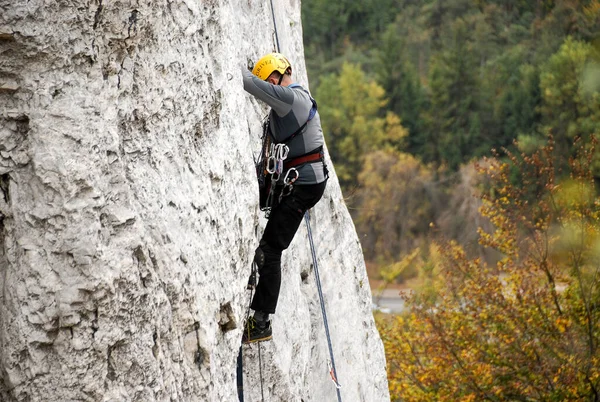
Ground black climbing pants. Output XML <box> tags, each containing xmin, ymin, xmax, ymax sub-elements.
<box><xmin>251</xmin><ymin>180</ymin><xmax>327</xmax><ymax>314</ymax></box>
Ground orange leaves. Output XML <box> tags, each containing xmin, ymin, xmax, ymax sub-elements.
<box><xmin>377</xmin><ymin>135</ymin><xmax>600</xmax><ymax>401</ymax></box>
<box><xmin>555</xmin><ymin>317</ymin><xmax>570</xmax><ymax>333</ymax></box>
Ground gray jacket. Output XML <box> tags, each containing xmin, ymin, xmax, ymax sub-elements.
<box><xmin>242</xmin><ymin>67</ymin><xmax>327</xmax><ymax>185</ymax></box>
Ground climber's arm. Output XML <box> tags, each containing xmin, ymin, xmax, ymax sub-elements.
<box><xmin>242</xmin><ymin>67</ymin><xmax>294</xmax><ymax>117</ymax></box>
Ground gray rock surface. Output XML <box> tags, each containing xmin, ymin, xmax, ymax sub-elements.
<box><xmin>0</xmin><ymin>1</ymin><xmax>390</xmax><ymax>401</ymax></box>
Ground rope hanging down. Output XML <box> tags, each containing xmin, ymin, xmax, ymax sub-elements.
<box><xmin>305</xmin><ymin>211</ymin><xmax>343</xmax><ymax>401</ymax></box>
<box><xmin>269</xmin><ymin>0</ymin><xmax>343</xmax><ymax>395</ymax></box>
<box><xmin>269</xmin><ymin>0</ymin><xmax>281</xmax><ymax>52</ymax></box>
<box><xmin>237</xmin><ymin>261</ymin><xmax>265</xmax><ymax>402</ymax></box>
<box><xmin>268</xmin><ymin>0</ymin><xmax>342</xmax><ymax>399</ymax></box>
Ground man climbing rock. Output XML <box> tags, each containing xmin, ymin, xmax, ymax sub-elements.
<box><xmin>241</xmin><ymin>53</ymin><xmax>328</xmax><ymax>343</ymax></box>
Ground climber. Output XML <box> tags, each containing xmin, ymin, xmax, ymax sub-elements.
<box><xmin>241</xmin><ymin>53</ymin><xmax>328</xmax><ymax>343</ymax></box>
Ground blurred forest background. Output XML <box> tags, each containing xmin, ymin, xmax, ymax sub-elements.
<box><xmin>301</xmin><ymin>0</ymin><xmax>600</xmax><ymax>400</ymax></box>
<box><xmin>302</xmin><ymin>0</ymin><xmax>600</xmax><ymax>284</ymax></box>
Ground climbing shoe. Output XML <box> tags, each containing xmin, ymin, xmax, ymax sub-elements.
<box><xmin>242</xmin><ymin>316</ymin><xmax>272</xmax><ymax>344</ymax></box>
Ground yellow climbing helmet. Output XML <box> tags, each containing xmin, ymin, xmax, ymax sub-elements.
<box><xmin>252</xmin><ymin>53</ymin><xmax>292</xmax><ymax>81</ymax></box>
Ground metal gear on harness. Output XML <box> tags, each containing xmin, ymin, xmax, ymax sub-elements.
<box><xmin>279</xmin><ymin>167</ymin><xmax>298</xmax><ymax>203</ymax></box>
<box><xmin>263</xmin><ymin>143</ymin><xmax>300</xmax><ymax>218</ymax></box>
<box><xmin>266</xmin><ymin>143</ymin><xmax>289</xmax><ymax>178</ymax></box>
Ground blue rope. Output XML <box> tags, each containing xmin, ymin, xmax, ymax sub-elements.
<box><xmin>236</xmin><ymin>346</ymin><xmax>244</xmax><ymax>401</ymax></box>
<box><xmin>304</xmin><ymin>211</ymin><xmax>342</xmax><ymax>402</ymax></box>
<box><xmin>264</xmin><ymin>2</ymin><xmax>341</xmax><ymax>399</ymax></box>
<box><xmin>269</xmin><ymin>0</ymin><xmax>281</xmax><ymax>52</ymax></box>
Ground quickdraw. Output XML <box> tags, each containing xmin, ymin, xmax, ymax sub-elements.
<box><xmin>266</xmin><ymin>143</ymin><xmax>289</xmax><ymax>178</ymax></box>
<box><xmin>261</xmin><ymin>141</ymin><xmax>304</xmax><ymax>217</ymax></box>
<box><xmin>328</xmin><ymin>360</ymin><xmax>342</xmax><ymax>389</ymax></box>
<box><xmin>279</xmin><ymin>167</ymin><xmax>298</xmax><ymax>203</ymax></box>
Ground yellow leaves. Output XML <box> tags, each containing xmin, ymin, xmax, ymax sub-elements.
<box><xmin>356</xmin><ymin>149</ymin><xmax>433</xmax><ymax>261</ymax></box>
<box><xmin>417</xmin><ymin>372</ymin><xmax>430</xmax><ymax>384</ymax></box>
<box><xmin>584</xmin><ymin>0</ymin><xmax>600</xmax><ymax>18</ymax></box>
<box><xmin>555</xmin><ymin>317</ymin><xmax>570</xmax><ymax>333</ymax></box>
<box><xmin>554</xmin><ymin>179</ymin><xmax>596</xmax><ymax>211</ymax></box>
<box><xmin>548</xmin><ymin>177</ymin><xmax>600</xmax><ymax>273</ymax></box>
<box><xmin>378</xmin><ymin>136</ymin><xmax>600</xmax><ymax>401</ymax></box>
<box><xmin>382</xmin><ymin>111</ymin><xmax>408</xmax><ymax>146</ymax></box>
<box><xmin>380</xmin><ymin>248</ymin><xmax>420</xmax><ymax>284</ymax></box>
<box><xmin>317</xmin><ymin>62</ymin><xmax>410</xmax><ymax>192</ymax></box>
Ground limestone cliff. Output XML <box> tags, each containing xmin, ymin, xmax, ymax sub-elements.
<box><xmin>0</xmin><ymin>1</ymin><xmax>390</xmax><ymax>401</ymax></box>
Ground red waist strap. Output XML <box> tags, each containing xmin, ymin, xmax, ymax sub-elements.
<box><xmin>284</xmin><ymin>149</ymin><xmax>323</xmax><ymax>170</ymax></box>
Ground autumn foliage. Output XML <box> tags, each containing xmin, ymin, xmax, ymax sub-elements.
<box><xmin>378</xmin><ymin>137</ymin><xmax>600</xmax><ymax>401</ymax></box>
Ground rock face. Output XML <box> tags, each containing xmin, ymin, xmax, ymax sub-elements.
<box><xmin>0</xmin><ymin>1</ymin><xmax>390</xmax><ymax>401</ymax></box>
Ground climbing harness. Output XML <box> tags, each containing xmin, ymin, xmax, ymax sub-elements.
<box><xmin>255</xmin><ymin>92</ymin><xmax>320</xmax><ymax>218</ymax></box>
<box><xmin>253</xmin><ymin>60</ymin><xmax>320</xmax><ymax>217</ymax></box>
<box><xmin>284</xmin><ymin>146</ymin><xmax>325</xmax><ymax>171</ymax></box>
<box><xmin>305</xmin><ymin>211</ymin><xmax>343</xmax><ymax>400</ymax></box>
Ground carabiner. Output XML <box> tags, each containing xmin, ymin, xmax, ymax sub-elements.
<box><xmin>266</xmin><ymin>156</ymin><xmax>276</xmax><ymax>174</ymax></box>
<box><xmin>278</xmin><ymin>144</ymin><xmax>289</xmax><ymax>160</ymax></box>
<box><xmin>283</xmin><ymin>168</ymin><xmax>299</xmax><ymax>185</ymax></box>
